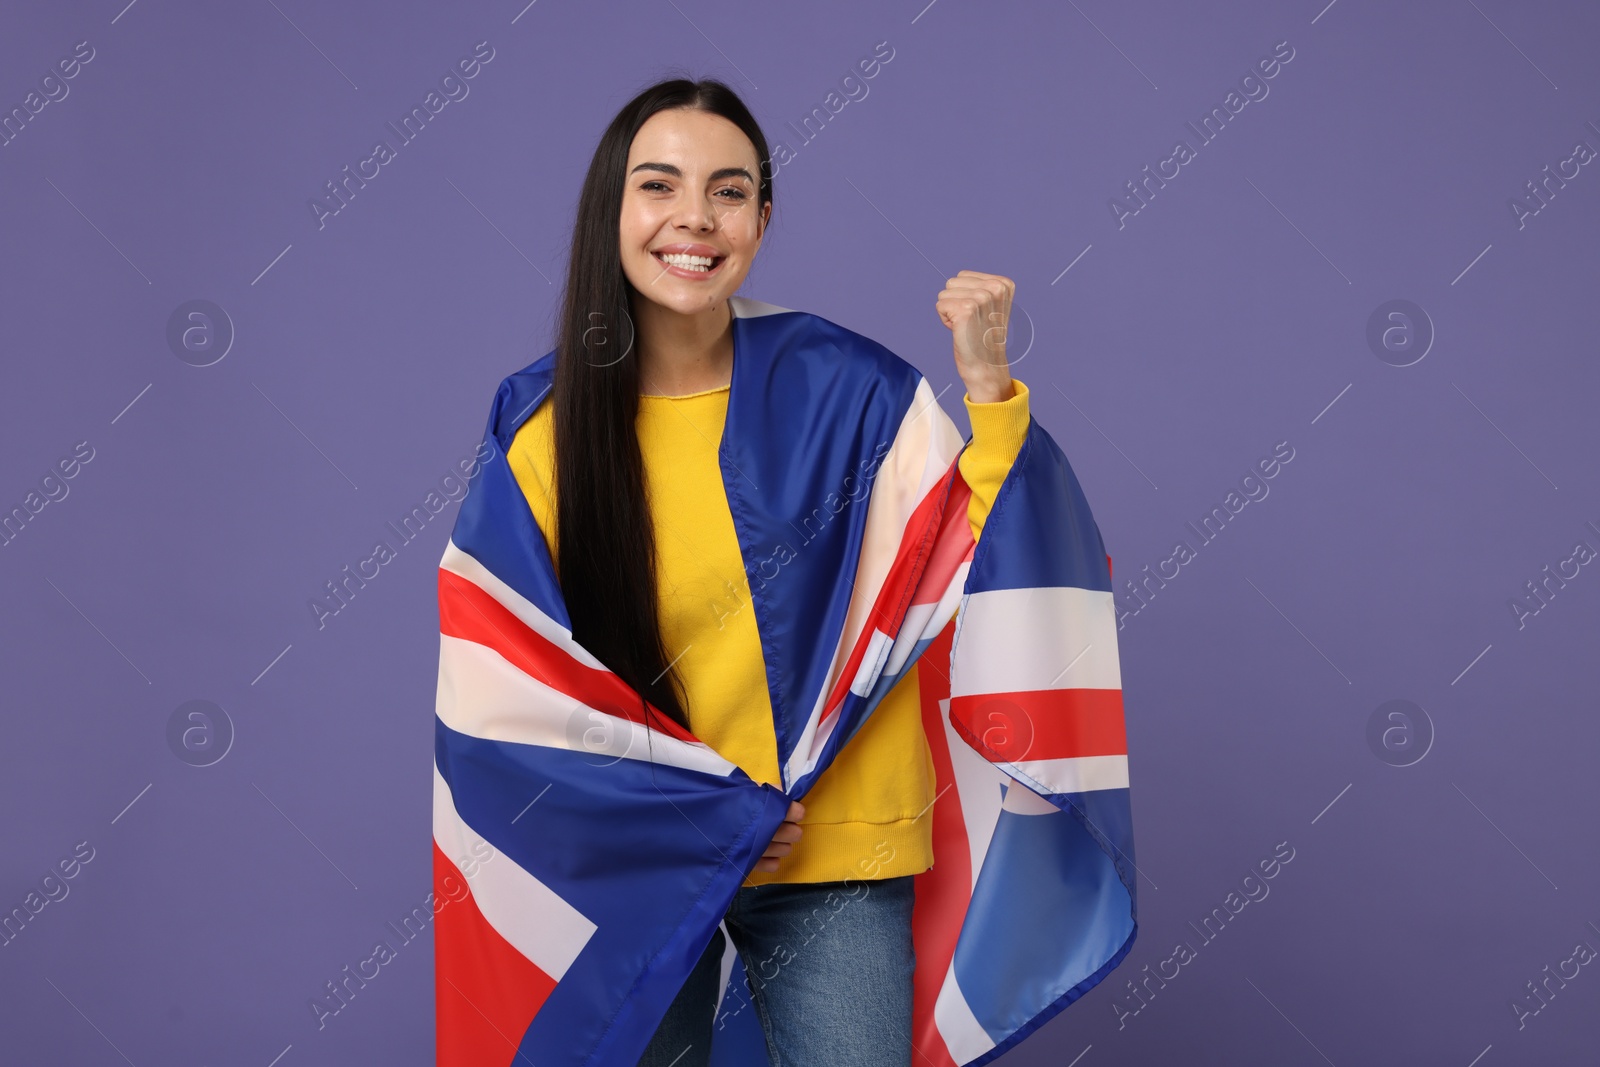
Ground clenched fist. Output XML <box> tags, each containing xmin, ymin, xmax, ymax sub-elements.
<box><xmin>937</xmin><ymin>269</ymin><xmax>1016</xmax><ymax>404</ymax></box>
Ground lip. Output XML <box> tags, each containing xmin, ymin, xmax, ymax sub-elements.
<box><xmin>650</xmin><ymin>243</ymin><xmax>728</xmax><ymax>281</ymax></box>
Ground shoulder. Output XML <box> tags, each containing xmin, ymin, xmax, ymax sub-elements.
<box><xmin>731</xmin><ymin>295</ymin><xmax>924</xmax><ymax>395</ymax></box>
<box><xmin>503</xmin><ymin>380</ymin><xmax>553</xmax><ymax>473</ymax></box>
<box><xmin>482</xmin><ymin>348</ymin><xmax>558</xmax><ymax>450</ymax></box>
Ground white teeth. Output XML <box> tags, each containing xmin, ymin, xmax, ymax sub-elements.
<box><xmin>656</xmin><ymin>252</ymin><xmax>718</xmax><ymax>272</ymax></box>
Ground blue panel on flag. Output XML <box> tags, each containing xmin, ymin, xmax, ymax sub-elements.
<box><xmin>968</xmin><ymin>422</ymin><xmax>1114</xmax><ymax>594</ymax></box>
<box><xmin>952</xmin><ymin>799</ymin><xmax>1137</xmax><ymax>1040</ymax></box>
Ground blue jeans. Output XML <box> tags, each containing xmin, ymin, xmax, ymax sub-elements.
<box><xmin>637</xmin><ymin>874</ymin><xmax>917</xmax><ymax>1067</ymax></box>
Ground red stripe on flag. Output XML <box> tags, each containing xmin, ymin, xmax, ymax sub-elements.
<box><xmin>434</xmin><ymin>841</ymin><xmax>553</xmax><ymax>1066</ymax></box>
<box><xmin>816</xmin><ymin>461</ymin><xmax>971</xmax><ymax>732</ymax></box>
<box><xmin>948</xmin><ymin>687</ymin><xmax>1127</xmax><ymax>764</ymax></box>
<box><xmin>906</xmin><ymin>466</ymin><xmax>974</xmax><ymax>609</ymax></box>
<box><xmin>438</xmin><ymin>568</ymin><xmax>701</xmax><ymax>746</ymax></box>
<box><xmin>909</xmin><ymin>619</ymin><xmax>970</xmax><ymax>1067</ymax></box>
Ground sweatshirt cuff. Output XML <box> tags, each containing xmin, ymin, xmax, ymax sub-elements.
<box><xmin>963</xmin><ymin>376</ymin><xmax>1031</xmax><ymax>457</ymax></box>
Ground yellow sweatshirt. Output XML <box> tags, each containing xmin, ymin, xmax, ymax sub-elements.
<box><xmin>507</xmin><ymin>375</ymin><xmax>1031</xmax><ymax>886</ymax></box>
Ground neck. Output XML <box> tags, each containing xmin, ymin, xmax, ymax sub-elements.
<box><xmin>633</xmin><ymin>298</ymin><xmax>734</xmax><ymax>396</ymax></box>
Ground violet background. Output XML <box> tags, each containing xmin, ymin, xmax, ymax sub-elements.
<box><xmin>2</xmin><ymin>0</ymin><xmax>1597</xmax><ymax>1063</ymax></box>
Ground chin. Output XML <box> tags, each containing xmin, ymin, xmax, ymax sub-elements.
<box><xmin>632</xmin><ymin>289</ymin><xmax>716</xmax><ymax>315</ymax></box>
<box><xmin>628</xmin><ymin>270</ymin><xmax>744</xmax><ymax>313</ymax></box>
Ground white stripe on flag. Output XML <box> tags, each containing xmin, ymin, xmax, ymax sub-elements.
<box><xmin>1000</xmin><ymin>777</ymin><xmax>1063</xmax><ymax>814</ymax></box>
<box><xmin>933</xmin><ymin>969</ymin><xmax>997</xmax><ymax>1064</ymax></box>
<box><xmin>436</xmin><ymin>634</ymin><xmax>740</xmax><ymax>778</ymax></box>
<box><xmin>729</xmin><ymin>294</ymin><xmax>794</xmax><ymax>320</ymax></box>
<box><xmin>951</xmin><ymin>586</ymin><xmax>1121</xmax><ymax>696</ymax></box>
<box><xmin>433</xmin><ymin>764</ymin><xmax>597</xmax><ymax>981</ymax></box>
<box><xmin>849</xmin><ymin>628</ymin><xmax>893</xmax><ymax>697</ymax></box>
<box><xmin>941</xmin><ymin>696</ymin><xmax>1006</xmax><ymax>895</ymax></box>
<box><xmin>1011</xmin><ymin>753</ymin><xmax>1130</xmax><ymax>794</ymax></box>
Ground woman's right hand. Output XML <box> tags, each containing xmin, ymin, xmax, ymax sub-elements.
<box><xmin>755</xmin><ymin>801</ymin><xmax>805</xmax><ymax>873</ymax></box>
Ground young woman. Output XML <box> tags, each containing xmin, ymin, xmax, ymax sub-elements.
<box><xmin>502</xmin><ymin>78</ymin><xmax>1032</xmax><ymax>1066</ymax></box>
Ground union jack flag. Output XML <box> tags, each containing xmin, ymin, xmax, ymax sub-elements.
<box><xmin>433</xmin><ymin>296</ymin><xmax>1137</xmax><ymax>1065</ymax></box>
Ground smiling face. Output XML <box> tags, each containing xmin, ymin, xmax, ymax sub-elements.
<box><xmin>619</xmin><ymin>107</ymin><xmax>770</xmax><ymax>317</ymax></box>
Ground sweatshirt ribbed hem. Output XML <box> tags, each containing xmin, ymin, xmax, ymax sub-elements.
<box><xmin>740</xmin><ymin>813</ymin><xmax>935</xmax><ymax>887</ymax></box>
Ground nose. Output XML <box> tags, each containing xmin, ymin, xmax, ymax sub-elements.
<box><xmin>673</xmin><ymin>193</ymin><xmax>717</xmax><ymax>233</ymax></box>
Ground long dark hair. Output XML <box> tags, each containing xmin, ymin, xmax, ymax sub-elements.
<box><xmin>552</xmin><ymin>77</ymin><xmax>774</xmax><ymax>735</ymax></box>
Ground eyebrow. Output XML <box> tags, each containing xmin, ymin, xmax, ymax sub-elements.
<box><xmin>629</xmin><ymin>162</ymin><xmax>756</xmax><ymax>185</ymax></box>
